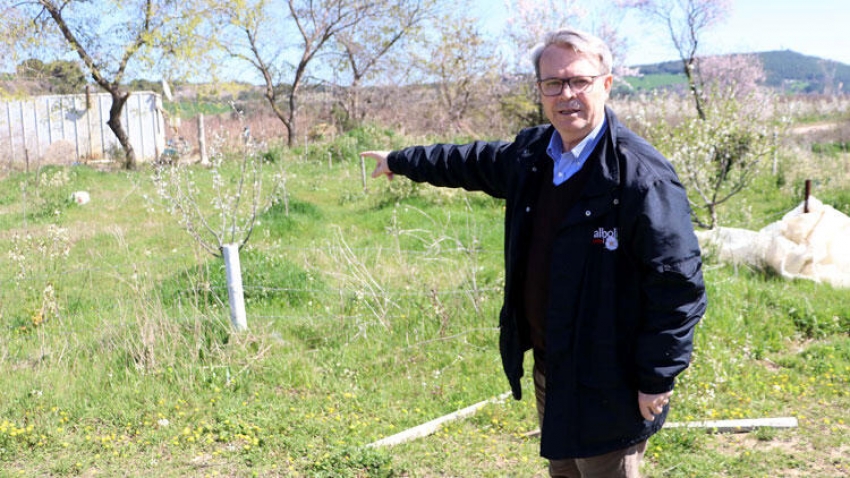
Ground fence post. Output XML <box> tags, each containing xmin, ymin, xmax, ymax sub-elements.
<box><xmin>772</xmin><ymin>132</ymin><xmax>778</xmax><ymax>175</ymax></box>
<box><xmin>360</xmin><ymin>154</ymin><xmax>368</xmax><ymax>192</ymax></box>
<box><xmin>804</xmin><ymin>179</ymin><xmax>811</xmax><ymax>213</ymax></box>
<box><xmin>222</xmin><ymin>244</ymin><xmax>248</xmax><ymax>331</ymax></box>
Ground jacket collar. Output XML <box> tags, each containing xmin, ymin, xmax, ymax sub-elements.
<box><xmin>580</xmin><ymin>106</ymin><xmax>622</xmax><ymax>198</ymax></box>
<box><xmin>521</xmin><ymin>107</ymin><xmax>622</xmax><ymax>197</ymax></box>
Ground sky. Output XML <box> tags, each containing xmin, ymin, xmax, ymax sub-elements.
<box><xmin>474</xmin><ymin>0</ymin><xmax>850</xmax><ymax>67</ymax></box>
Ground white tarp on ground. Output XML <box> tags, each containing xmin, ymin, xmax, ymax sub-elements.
<box><xmin>696</xmin><ymin>196</ymin><xmax>850</xmax><ymax>288</ymax></box>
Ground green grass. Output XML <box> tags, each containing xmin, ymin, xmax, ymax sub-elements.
<box><xmin>619</xmin><ymin>74</ymin><xmax>688</xmax><ymax>92</ymax></box>
<box><xmin>163</xmin><ymin>100</ymin><xmax>232</xmax><ymax>119</ymax></box>
<box><xmin>0</xmin><ymin>128</ymin><xmax>848</xmax><ymax>477</ymax></box>
<box><xmin>812</xmin><ymin>141</ymin><xmax>850</xmax><ymax>156</ymax></box>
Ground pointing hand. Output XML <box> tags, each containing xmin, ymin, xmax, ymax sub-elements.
<box><xmin>359</xmin><ymin>151</ymin><xmax>394</xmax><ymax>180</ymax></box>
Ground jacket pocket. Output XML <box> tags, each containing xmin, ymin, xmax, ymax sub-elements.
<box><xmin>576</xmin><ymin>379</ymin><xmax>645</xmax><ymax>449</ymax></box>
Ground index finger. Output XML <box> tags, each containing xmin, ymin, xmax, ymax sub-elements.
<box><xmin>360</xmin><ymin>150</ymin><xmax>393</xmax><ymax>179</ymax></box>
<box><xmin>359</xmin><ymin>150</ymin><xmax>389</xmax><ymax>161</ymax></box>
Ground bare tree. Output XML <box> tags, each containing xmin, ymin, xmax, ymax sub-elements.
<box><xmin>503</xmin><ymin>0</ymin><xmax>586</xmax><ymax>64</ymax></box>
<box><xmin>5</xmin><ymin>0</ymin><xmax>202</xmax><ymax>169</ymax></box>
<box><xmin>0</xmin><ymin>5</ymin><xmax>38</xmax><ymax>75</ymax></box>
<box><xmin>331</xmin><ymin>0</ymin><xmax>436</xmax><ymax>129</ymax></box>
<box><xmin>411</xmin><ymin>6</ymin><xmax>503</xmax><ymax>134</ymax></box>
<box><xmin>217</xmin><ymin>0</ymin><xmax>371</xmax><ymax>147</ymax></box>
<box><xmin>620</xmin><ymin>0</ymin><xmax>731</xmax><ymax>119</ymax></box>
<box><xmin>819</xmin><ymin>59</ymin><xmax>838</xmax><ymax>96</ymax></box>
<box><xmin>697</xmin><ymin>53</ymin><xmax>766</xmax><ymax>99</ymax></box>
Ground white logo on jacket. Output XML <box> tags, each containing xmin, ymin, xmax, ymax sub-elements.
<box><xmin>592</xmin><ymin>227</ymin><xmax>618</xmax><ymax>251</ymax></box>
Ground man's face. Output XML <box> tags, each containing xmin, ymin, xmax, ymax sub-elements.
<box><xmin>538</xmin><ymin>45</ymin><xmax>613</xmax><ymax>150</ymax></box>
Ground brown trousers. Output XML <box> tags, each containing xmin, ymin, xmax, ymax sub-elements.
<box><xmin>534</xmin><ymin>367</ymin><xmax>647</xmax><ymax>478</ymax></box>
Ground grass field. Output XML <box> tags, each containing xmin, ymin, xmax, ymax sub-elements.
<box><xmin>0</xmin><ymin>125</ymin><xmax>848</xmax><ymax>477</ymax></box>
<box><xmin>617</xmin><ymin>74</ymin><xmax>688</xmax><ymax>93</ymax></box>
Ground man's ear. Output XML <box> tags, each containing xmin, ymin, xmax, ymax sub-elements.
<box><xmin>603</xmin><ymin>74</ymin><xmax>614</xmax><ymax>93</ymax></box>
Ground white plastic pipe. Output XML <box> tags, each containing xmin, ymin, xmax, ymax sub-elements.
<box><xmin>222</xmin><ymin>244</ymin><xmax>248</xmax><ymax>331</ymax></box>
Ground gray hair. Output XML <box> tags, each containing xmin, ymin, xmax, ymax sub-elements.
<box><xmin>530</xmin><ymin>28</ymin><xmax>613</xmax><ymax>79</ymax></box>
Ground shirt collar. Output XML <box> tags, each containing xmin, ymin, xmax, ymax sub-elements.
<box><xmin>546</xmin><ymin>116</ymin><xmax>608</xmax><ymax>162</ymax></box>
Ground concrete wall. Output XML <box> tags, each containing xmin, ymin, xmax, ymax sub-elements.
<box><xmin>0</xmin><ymin>90</ymin><xmax>165</xmax><ymax>167</ymax></box>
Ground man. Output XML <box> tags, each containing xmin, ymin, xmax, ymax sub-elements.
<box><xmin>361</xmin><ymin>28</ymin><xmax>706</xmax><ymax>477</ymax></box>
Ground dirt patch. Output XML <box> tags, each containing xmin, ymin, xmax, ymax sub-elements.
<box><xmin>790</xmin><ymin>122</ymin><xmax>840</xmax><ymax>136</ymax></box>
<box><xmin>41</xmin><ymin>140</ymin><xmax>78</xmax><ymax>166</ymax></box>
<box><xmin>716</xmin><ymin>432</ymin><xmax>801</xmax><ymax>454</ymax></box>
<box><xmin>711</xmin><ymin>431</ymin><xmax>849</xmax><ymax>477</ymax></box>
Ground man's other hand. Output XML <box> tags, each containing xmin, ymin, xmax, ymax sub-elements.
<box><xmin>638</xmin><ymin>390</ymin><xmax>673</xmax><ymax>421</ymax></box>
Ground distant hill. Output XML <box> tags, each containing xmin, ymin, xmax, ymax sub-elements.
<box><xmin>629</xmin><ymin>50</ymin><xmax>850</xmax><ymax>94</ymax></box>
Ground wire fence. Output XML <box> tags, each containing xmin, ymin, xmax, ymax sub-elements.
<box><xmin>1</xmin><ymin>241</ymin><xmax>507</xmax><ymax>352</ymax></box>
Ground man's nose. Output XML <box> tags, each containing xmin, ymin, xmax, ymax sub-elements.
<box><xmin>557</xmin><ymin>83</ymin><xmax>577</xmax><ymax>98</ymax></box>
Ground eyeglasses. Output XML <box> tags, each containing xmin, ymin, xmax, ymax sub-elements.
<box><xmin>537</xmin><ymin>74</ymin><xmax>606</xmax><ymax>96</ymax></box>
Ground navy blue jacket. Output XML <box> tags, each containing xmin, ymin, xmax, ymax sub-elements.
<box><xmin>387</xmin><ymin>108</ymin><xmax>707</xmax><ymax>459</ymax></box>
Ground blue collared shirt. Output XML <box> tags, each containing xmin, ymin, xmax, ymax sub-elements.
<box><xmin>546</xmin><ymin>117</ymin><xmax>608</xmax><ymax>186</ymax></box>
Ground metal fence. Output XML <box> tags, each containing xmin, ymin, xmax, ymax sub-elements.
<box><xmin>1</xmin><ymin>90</ymin><xmax>165</xmax><ymax>167</ymax></box>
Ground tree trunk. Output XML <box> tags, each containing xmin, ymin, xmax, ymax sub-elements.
<box><xmin>287</xmin><ymin>92</ymin><xmax>298</xmax><ymax>147</ymax></box>
<box><xmin>682</xmin><ymin>58</ymin><xmax>706</xmax><ymax>121</ymax></box>
<box><xmin>267</xmin><ymin>99</ymin><xmax>293</xmax><ymax>149</ymax></box>
<box><xmin>348</xmin><ymin>78</ymin><xmax>363</xmax><ymax>128</ymax></box>
<box><xmin>352</xmin><ymin>85</ymin><xmax>361</xmax><ymax>125</ymax></box>
<box><xmin>106</xmin><ymin>91</ymin><xmax>137</xmax><ymax>170</ymax></box>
